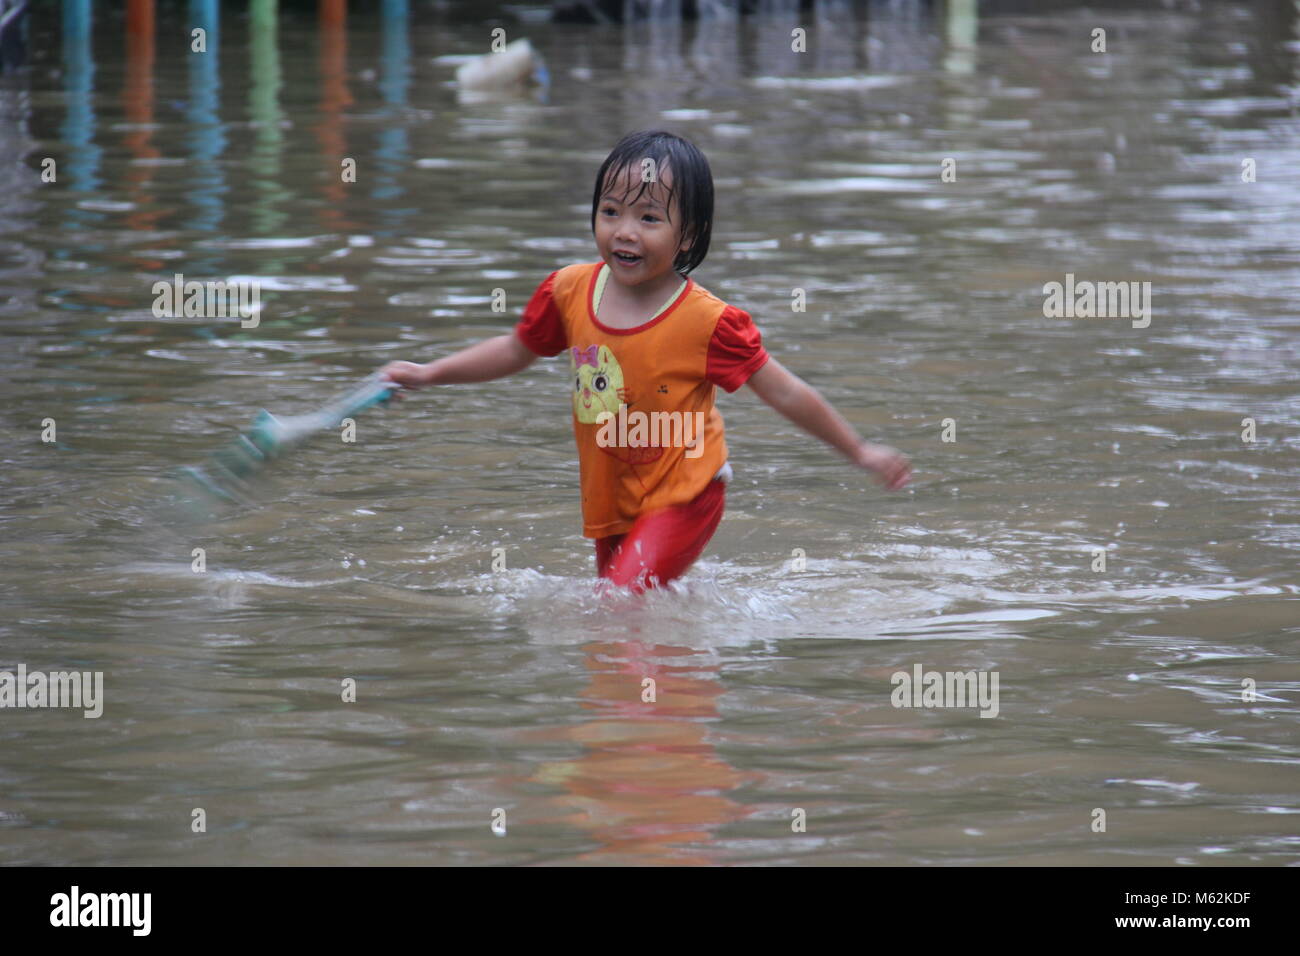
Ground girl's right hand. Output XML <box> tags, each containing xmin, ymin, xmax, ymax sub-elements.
<box><xmin>857</xmin><ymin>442</ymin><xmax>912</xmax><ymax>491</ymax></box>
<box><xmin>378</xmin><ymin>361</ymin><xmax>432</xmax><ymax>389</ymax></box>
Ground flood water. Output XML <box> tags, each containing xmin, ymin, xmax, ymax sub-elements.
<box><xmin>1</xmin><ymin>0</ymin><xmax>1297</xmax><ymax>866</ymax></box>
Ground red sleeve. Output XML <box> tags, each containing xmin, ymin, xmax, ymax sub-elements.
<box><xmin>706</xmin><ymin>304</ymin><xmax>770</xmax><ymax>392</ymax></box>
<box><xmin>513</xmin><ymin>271</ymin><xmax>567</xmax><ymax>357</ymax></box>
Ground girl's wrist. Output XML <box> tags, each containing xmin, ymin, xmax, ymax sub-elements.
<box><xmin>855</xmin><ymin>441</ymin><xmax>881</xmax><ymax>470</ymax></box>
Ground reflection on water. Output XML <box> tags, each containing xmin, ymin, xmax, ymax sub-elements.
<box><xmin>0</xmin><ymin>0</ymin><xmax>1297</xmax><ymax>866</ymax></box>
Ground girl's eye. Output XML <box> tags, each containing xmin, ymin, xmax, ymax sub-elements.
<box><xmin>593</xmin><ymin>375</ymin><xmax>608</xmax><ymax>391</ymax></box>
<box><xmin>642</xmin><ymin>215</ymin><xmax>659</xmax><ymax>223</ymax></box>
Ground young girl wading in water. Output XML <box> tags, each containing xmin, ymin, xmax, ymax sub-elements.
<box><xmin>380</xmin><ymin>130</ymin><xmax>911</xmax><ymax>593</ymax></box>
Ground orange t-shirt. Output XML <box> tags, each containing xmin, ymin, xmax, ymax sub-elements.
<box><xmin>514</xmin><ymin>262</ymin><xmax>770</xmax><ymax>538</ymax></box>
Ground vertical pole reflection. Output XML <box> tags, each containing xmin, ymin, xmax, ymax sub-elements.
<box><xmin>943</xmin><ymin>0</ymin><xmax>977</xmax><ymax>76</ymax></box>
<box><xmin>187</xmin><ymin>0</ymin><xmax>225</xmax><ymax>247</ymax></box>
<box><xmin>373</xmin><ymin>0</ymin><xmax>410</xmax><ymax>233</ymax></box>
<box><xmin>249</xmin><ymin>0</ymin><xmax>287</xmax><ymax>245</ymax></box>
<box><xmin>61</xmin><ymin>0</ymin><xmax>102</xmax><ymax>234</ymax></box>
<box><xmin>123</xmin><ymin>0</ymin><xmax>160</xmax><ymax>253</ymax></box>
<box><xmin>317</xmin><ymin>0</ymin><xmax>353</xmax><ymax>232</ymax></box>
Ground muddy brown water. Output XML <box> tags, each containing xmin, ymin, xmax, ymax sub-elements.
<box><xmin>0</xmin><ymin>1</ymin><xmax>1296</xmax><ymax>865</ymax></box>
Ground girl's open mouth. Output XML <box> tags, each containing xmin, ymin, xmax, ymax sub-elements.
<box><xmin>613</xmin><ymin>251</ymin><xmax>641</xmax><ymax>266</ymax></box>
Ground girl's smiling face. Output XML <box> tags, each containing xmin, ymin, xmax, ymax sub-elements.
<box><xmin>594</xmin><ymin>164</ymin><xmax>693</xmax><ymax>294</ymax></box>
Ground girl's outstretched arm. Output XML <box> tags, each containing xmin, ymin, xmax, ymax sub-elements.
<box><xmin>746</xmin><ymin>358</ymin><xmax>911</xmax><ymax>490</ymax></box>
<box><xmin>380</xmin><ymin>332</ymin><xmax>537</xmax><ymax>388</ymax></box>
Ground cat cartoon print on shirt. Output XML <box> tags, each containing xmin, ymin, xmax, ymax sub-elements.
<box><xmin>570</xmin><ymin>344</ymin><xmax>627</xmax><ymax>423</ymax></box>
<box><xmin>569</xmin><ymin>343</ymin><xmax>661</xmax><ymax>468</ymax></box>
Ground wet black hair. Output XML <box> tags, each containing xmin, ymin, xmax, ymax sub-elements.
<box><xmin>590</xmin><ymin>130</ymin><xmax>714</xmax><ymax>276</ymax></box>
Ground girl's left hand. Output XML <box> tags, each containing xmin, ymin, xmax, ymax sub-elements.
<box><xmin>857</xmin><ymin>442</ymin><xmax>912</xmax><ymax>491</ymax></box>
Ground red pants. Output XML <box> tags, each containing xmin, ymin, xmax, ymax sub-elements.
<box><xmin>594</xmin><ymin>479</ymin><xmax>726</xmax><ymax>593</ymax></box>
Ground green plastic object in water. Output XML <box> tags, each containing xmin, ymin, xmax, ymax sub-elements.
<box><xmin>176</xmin><ymin>372</ymin><xmax>398</xmax><ymax>506</ymax></box>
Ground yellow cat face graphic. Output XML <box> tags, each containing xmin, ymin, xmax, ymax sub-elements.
<box><xmin>570</xmin><ymin>344</ymin><xmax>626</xmax><ymax>424</ymax></box>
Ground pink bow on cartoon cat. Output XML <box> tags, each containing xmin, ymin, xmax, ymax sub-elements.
<box><xmin>571</xmin><ymin>344</ymin><xmax>601</xmax><ymax>368</ymax></box>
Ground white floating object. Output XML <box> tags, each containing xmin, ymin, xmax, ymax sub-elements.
<box><xmin>455</xmin><ymin>39</ymin><xmax>546</xmax><ymax>92</ymax></box>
